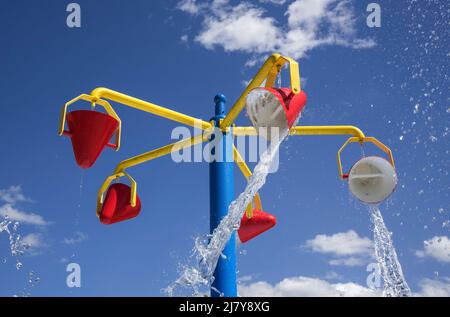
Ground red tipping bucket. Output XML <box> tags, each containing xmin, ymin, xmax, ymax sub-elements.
<box><xmin>269</xmin><ymin>88</ymin><xmax>307</xmax><ymax>129</ymax></box>
<box><xmin>238</xmin><ymin>209</ymin><xmax>277</xmax><ymax>243</ymax></box>
<box><xmin>66</xmin><ymin>110</ymin><xmax>119</xmax><ymax>169</ymax></box>
<box><xmin>99</xmin><ymin>183</ymin><xmax>141</xmax><ymax>225</ymax></box>
<box><xmin>246</xmin><ymin>87</ymin><xmax>307</xmax><ymax>130</ymax></box>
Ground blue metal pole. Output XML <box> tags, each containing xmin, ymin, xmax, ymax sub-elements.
<box><xmin>209</xmin><ymin>94</ymin><xmax>237</xmax><ymax>297</ymax></box>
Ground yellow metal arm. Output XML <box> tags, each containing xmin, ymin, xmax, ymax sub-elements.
<box><xmin>90</xmin><ymin>87</ymin><xmax>212</xmax><ymax>130</ymax></box>
<box><xmin>114</xmin><ymin>133</ymin><xmax>210</xmax><ymax>174</ymax></box>
<box><xmin>103</xmin><ymin>131</ymin><xmax>262</xmax><ymax>218</ymax></box>
<box><xmin>233</xmin><ymin>125</ymin><xmax>366</xmax><ymax>139</ymax></box>
<box><xmin>96</xmin><ymin>133</ymin><xmax>210</xmax><ymax>216</ymax></box>
<box><xmin>233</xmin><ymin>146</ymin><xmax>263</xmax><ymax>218</ymax></box>
<box><xmin>221</xmin><ymin>53</ymin><xmax>301</xmax><ymax>129</ymax></box>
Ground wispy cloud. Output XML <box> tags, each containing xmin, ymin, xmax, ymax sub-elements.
<box><xmin>328</xmin><ymin>256</ymin><xmax>369</xmax><ymax>267</ymax></box>
<box><xmin>63</xmin><ymin>231</ymin><xmax>88</xmax><ymax>245</ymax></box>
<box><xmin>0</xmin><ymin>204</ymin><xmax>47</xmax><ymax>226</ymax></box>
<box><xmin>177</xmin><ymin>0</ymin><xmax>375</xmax><ymax>61</ymax></box>
<box><xmin>415</xmin><ymin>236</ymin><xmax>450</xmax><ymax>263</ymax></box>
<box><xmin>20</xmin><ymin>233</ymin><xmax>46</xmax><ymax>256</ymax></box>
<box><xmin>0</xmin><ymin>185</ymin><xmax>31</xmax><ymax>204</ymax></box>
<box><xmin>0</xmin><ymin>185</ymin><xmax>48</xmax><ymax>226</ymax></box>
<box><xmin>415</xmin><ymin>277</ymin><xmax>450</xmax><ymax>297</ymax></box>
<box><xmin>259</xmin><ymin>0</ymin><xmax>287</xmax><ymax>5</ymax></box>
<box><xmin>238</xmin><ymin>275</ymin><xmax>380</xmax><ymax>297</ymax></box>
<box><xmin>177</xmin><ymin>0</ymin><xmax>205</xmax><ymax>15</ymax></box>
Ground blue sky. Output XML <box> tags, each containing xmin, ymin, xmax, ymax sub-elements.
<box><xmin>0</xmin><ymin>0</ymin><xmax>448</xmax><ymax>296</ymax></box>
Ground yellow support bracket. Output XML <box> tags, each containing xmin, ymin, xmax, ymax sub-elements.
<box><xmin>233</xmin><ymin>125</ymin><xmax>366</xmax><ymax>139</ymax></box>
<box><xmin>337</xmin><ymin>136</ymin><xmax>395</xmax><ymax>180</ymax></box>
<box><xmin>58</xmin><ymin>94</ymin><xmax>122</xmax><ymax>150</ymax></box>
<box><xmin>233</xmin><ymin>145</ymin><xmax>263</xmax><ymax>219</ymax></box>
<box><xmin>221</xmin><ymin>53</ymin><xmax>302</xmax><ymax>129</ymax></box>
<box><xmin>90</xmin><ymin>88</ymin><xmax>212</xmax><ymax>130</ymax></box>
<box><xmin>96</xmin><ymin>171</ymin><xmax>137</xmax><ymax>217</ymax></box>
<box><xmin>101</xmin><ymin>130</ymin><xmax>262</xmax><ymax>219</ymax></box>
<box><xmin>114</xmin><ymin>133</ymin><xmax>210</xmax><ymax>174</ymax></box>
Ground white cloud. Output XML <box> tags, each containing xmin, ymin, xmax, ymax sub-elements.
<box><xmin>21</xmin><ymin>233</ymin><xmax>44</xmax><ymax>249</ymax></box>
<box><xmin>416</xmin><ymin>278</ymin><xmax>450</xmax><ymax>297</ymax></box>
<box><xmin>177</xmin><ymin>0</ymin><xmax>375</xmax><ymax>60</ymax></box>
<box><xmin>180</xmin><ymin>34</ymin><xmax>189</xmax><ymax>43</ymax></box>
<box><xmin>305</xmin><ymin>230</ymin><xmax>373</xmax><ymax>256</ymax></box>
<box><xmin>324</xmin><ymin>271</ymin><xmax>343</xmax><ymax>280</ymax></box>
<box><xmin>0</xmin><ymin>186</ymin><xmax>48</xmax><ymax>226</ymax></box>
<box><xmin>329</xmin><ymin>256</ymin><xmax>368</xmax><ymax>267</ymax></box>
<box><xmin>0</xmin><ymin>204</ymin><xmax>47</xmax><ymax>226</ymax></box>
<box><xmin>0</xmin><ymin>185</ymin><xmax>30</xmax><ymax>204</ymax></box>
<box><xmin>237</xmin><ymin>275</ymin><xmax>254</xmax><ymax>283</ymax></box>
<box><xmin>21</xmin><ymin>233</ymin><xmax>47</xmax><ymax>256</ymax></box>
<box><xmin>303</xmin><ymin>230</ymin><xmax>373</xmax><ymax>267</ymax></box>
<box><xmin>177</xmin><ymin>0</ymin><xmax>204</xmax><ymax>15</ymax></box>
<box><xmin>259</xmin><ymin>0</ymin><xmax>287</xmax><ymax>5</ymax></box>
<box><xmin>195</xmin><ymin>4</ymin><xmax>280</xmax><ymax>54</ymax></box>
<box><xmin>415</xmin><ymin>236</ymin><xmax>450</xmax><ymax>263</ymax></box>
<box><xmin>238</xmin><ymin>276</ymin><xmax>380</xmax><ymax>297</ymax></box>
<box><xmin>63</xmin><ymin>231</ymin><xmax>88</xmax><ymax>245</ymax></box>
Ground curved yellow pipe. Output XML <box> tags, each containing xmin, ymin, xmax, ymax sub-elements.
<box><xmin>90</xmin><ymin>87</ymin><xmax>212</xmax><ymax>130</ymax></box>
<box><xmin>233</xmin><ymin>125</ymin><xmax>366</xmax><ymax>139</ymax></box>
<box><xmin>221</xmin><ymin>53</ymin><xmax>301</xmax><ymax>129</ymax></box>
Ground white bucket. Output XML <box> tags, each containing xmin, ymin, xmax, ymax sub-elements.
<box><xmin>246</xmin><ymin>88</ymin><xmax>289</xmax><ymax>132</ymax></box>
<box><xmin>348</xmin><ymin>156</ymin><xmax>397</xmax><ymax>204</ymax></box>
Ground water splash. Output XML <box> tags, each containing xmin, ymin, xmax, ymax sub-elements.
<box><xmin>369</xmin><ymin>205</ymin><xmax>411</xmax><ymax>297</ymax></box>
<box><xmin>166</xmin><ymin>128</ymin><xmax>290</xmax><ymax>296</ymax></box>
<box><xmin>1</xmin><ymin>216</ymin><xmax>42</xmax><ymax>296</ymax></box>
<box><xmin>0</xmin><ymin>217</ymin><xmax>26</xmax><ymax>270</ymax></box>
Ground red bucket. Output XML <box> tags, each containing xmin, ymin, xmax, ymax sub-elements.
<box><xmin>246</xmin><ymin>87</ymin><xmax>307</xmax><ymax>131</ymax></box>
<box><xmin>268</xmin><ymin>88</ymin><xmax>307</xmax><ymax>129</ymax></box>
<box><xmin>238</xmin><ymin>209</ymin><xmax>276</xmax><ymax>243</ymax></box>
<box><xmin>99</xmin><ymin>183</ymin><xmax>141</xmax><ymax>225</ymax></box>
<box><xmin>66</xmin><ymin>110</ymin><xmax>119</xmax><ymax>169</ymax></box>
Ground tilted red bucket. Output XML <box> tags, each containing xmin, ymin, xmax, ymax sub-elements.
<box><xmin>246</xmin><ymin>87</ymin><xmax>307</xmax><ymax>131</ymax></box>
<box><xmin>238</xmin><ymin>209</ymin><xmax>277</xmax><ymax>243</ymax></box>
<box><xmin>66</xmin><ymin>110</ymin><xmax>119</xmax><ymax>169</ymax></box>
<box><xmin>99</xmin><ymin>183</ymin><xmax>141</xmax><ymax>225</ymax></box>
<box><xmin>269</xmin><ymin>88</ymin><xmax>307</xmax><ymax>129</ymax></box>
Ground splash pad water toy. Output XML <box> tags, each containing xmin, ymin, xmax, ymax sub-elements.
<box><xmin>58</xmin><ymin>53</ymin><xmax>397</xmax><ymax>297</ymax></box>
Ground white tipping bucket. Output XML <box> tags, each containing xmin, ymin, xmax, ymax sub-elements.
<box><xmin>348</xmin><ymin>156</ymin><xmax>397</xmax><ymax>204</ymax></box>
<box><xmin>246</xmin><ymin>88</ymin><xmax>289</xmax><ymax>132</ymax></box>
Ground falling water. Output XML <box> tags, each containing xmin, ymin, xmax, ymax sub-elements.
<box><xmin>369</xmin><ymin>205</ymin><xmax>411</xmax><ymax>297</ymax></box>
<box><xmin>0</xmin><ymin>217</ymin><xmax>26</xmax><ymax>270</ymax></box>
<box><xmin>1</xmin><ymin>217</ymin><xmax>41</xmax><ymax>296</ymax></box>
<box><xmin>166</xmin><ymin>128</ymin><xmax>290</xmax><ymax>296</ymax></box>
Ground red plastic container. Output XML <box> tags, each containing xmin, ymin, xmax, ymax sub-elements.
<box><xmin>238</xmin><ymin>209</ymin><xmax>277</xmax><ymax>243</ymax></box>
<box><xmin>66</xmin><ymin>110</ymin><xmax>119</xmax><ymax>169</ymax></box>
<box><xmin>266</xmin><ymin>88</ymin><xmax>307</xmax><ymax>129</ymax></box>
<box><xmin>99</xmin><ymin>183</ymin><xmax>141</xmax><ymax>225</ymax></box>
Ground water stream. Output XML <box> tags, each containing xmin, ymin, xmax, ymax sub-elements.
<box><xmin>166</xmin><ymin>128</ymin><xmax>290</xmax><ymax>296</ymax></box>
<box><xmin>369</xmin><ymin>205</ymin><xmax>411</xmax><ymax>297</ymax></box>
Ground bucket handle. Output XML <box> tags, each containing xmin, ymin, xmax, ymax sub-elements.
<box><xmin>265</xmin><ymin>55</ymin><xmax>301</xmax><ymax>94</ymax></box>
<box><xmin>96</xmin><ymin>172</ymin><xmax>137</xmax><ymax>217</ymax></box>
<box><xmin>337</xmin><ymin>137</ymin><xmax>395</xmax><ymax>180</ymax></box>
<box><xmin>58</xmin><ymin>94</ymin><xmax>122</xmax><ymax>151</ymax></box>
